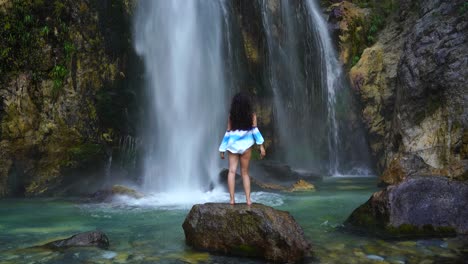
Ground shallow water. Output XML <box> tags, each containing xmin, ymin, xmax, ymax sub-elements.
<box><xmin>0</xmin><ymin>177</ymin><xmax>466</xmax><ymax>263</ymax></box>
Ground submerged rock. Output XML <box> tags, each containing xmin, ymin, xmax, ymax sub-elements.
<box><xmin>89</xmin><ymin>185</ymin><xmax>143</xmax><ymax>202</ymax></box>
<box><xmin>111</xmin><ymin>185</ymin><xmax>144</xmax><ymax>198</ymax></box>
<box><xmin>345</xmin><ymin>176</ymin><xmax>468</xmax><ymax>236</ymax></box>
<box><xmin>42</xmin><ymin>231</ymin><xmax>109</xmax><ymax>249</ymax></box>
<box><xmin>182</xmin><ymin>203</ymin><xmax>311</xmax><ymax>263</ymax></box>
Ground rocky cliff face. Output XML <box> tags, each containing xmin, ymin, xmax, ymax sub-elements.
<box><xmin>0</xmin><ymin>0</ymin><xmax>139</xmax><ymax>197</ymax></box>
<box><xmin>333</xmin><ymin>0</ymin><xmax>468</xmax><ymax>183</ymax></box>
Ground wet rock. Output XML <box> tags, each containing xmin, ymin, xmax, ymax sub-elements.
<box><xmin>327</xmin><ymin>1</ymin><xmax>369</xmax><ymax>65</ymax></box>
<box><xmin>219</xmin><ymin>168</ymin><xmax>318</xmax><ymax>192</ymax></box>
<box><xmin>0</xmin><ymin>0</ymin><xmax>136</xmax><ymax>198</ymax></box>
<box><xmin>379</xmin><ymin>154</ymin><xmax>431</xmax><ymax>186</ymax></box>
<box><xmin>288</xmin><ymin>179</ymin><xmax>316</xmax><ymax>192</ymax></box>
<box><xmin>182</xmin><ymin>203</ymin><xmax>311</xmax><ymax>263</ymax></box>
<box><xmin>254</xmin><ymin>160</ymin><xmax>323</xmax><ymax>182</ymax></box>
<box><xmin>366</xmin><ymin>254</ymin><xmax>385</xmax><ymax>261</ymax></box>
<box><xmin>110</xmin><ymin>185</ymin><xmax>143</xmax><ymax>198</ymax></box>
<box><xmin>349</xmin><ymin>0</ymin><xmax>467</xmax><ymax>181</ymax></box>
<box><xmin>250</xmin><ymin>177</ymin><xmax>288</xmax><ymax>191</ymax></box>
<box><xmin>90</xmin><ymin>185</ymin><xmax>143</xmax><ymax>202</ymax></box>
<box><xmin>346</xmin><ymin>176</ymin><xmax>468</xmax><ymax>236</ymax></box>
<box><xmin>42</xmin><ymin>231</ymin><xmax>109</xmax><ymax>249</ymax></box>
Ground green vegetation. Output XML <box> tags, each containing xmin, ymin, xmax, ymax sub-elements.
<box><xmin>49</xmin><ymin>65</ymin><xmax>68</xmax><ymax>97</ymax></box>
<box><xmin>459</xmin><ymin>2</ymin><xmax>468</xmax><ymax>14</ymax></box>
<box><xmin>68</xmin><ymin>143</ymin><xmax>103</xmax><ymax>164</ymax></box>
<box><xmin>234</xmin><ymin>244</ymin><xmax>260</xmax><ymax>256</ymax></box>
<box><xmin>0</xmin><ymin>0</ymin><xmax>73</xmax><ymax>85</ymax></box>
<box><xmin>341</xmin><ymin>0</ymin><xmax>396</xmax><ymax>67</ymax></box>
<box><xmin>351</xmin><ymin>55</ymin><xmax>361</xmax><ymax>67</ymax></box>
<box><xmin>64</xmin><ymin>41</ymin><xmax>76</xmax><ymax>61</ymax></box>
<box><xmin>366</xmin><ymin>14</ymin><xmax>384</xmax><ymax>44</ymax></box>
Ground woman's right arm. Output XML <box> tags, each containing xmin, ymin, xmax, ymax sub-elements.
<box><xmin>220</xmin><ymin>116</ymin><xmax>231</xmax><ymax>159</ymax></box>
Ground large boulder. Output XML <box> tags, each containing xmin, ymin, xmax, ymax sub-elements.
<box><xmin>42</xmin><ymin>231</ymin><xmax>109</xmax><ymax>249</ymax></box>
<box><xmin>345</xmin><ymin>176</ymin><xmax>468</xmax><ymax>237</ymax></box>
<box><xmin>182</xmin><ymin>203</ymin><xmax>311</xmax><ymax>263</ymax></box>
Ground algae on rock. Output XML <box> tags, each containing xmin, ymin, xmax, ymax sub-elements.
<box><xmin>0</xmin><ymin>0</ymin><xmax>138</xmax><ymax>197</ymax></box>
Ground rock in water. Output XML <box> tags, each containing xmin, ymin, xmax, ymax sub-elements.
<box><xmin>182</xmin><ymin>203</ymin><xmax>311</xmax><ymax>263</ymax></box>
<box><xmin>111</xmin><ymin>185</ymin><xmax>144</xmax><ymax>198</ymax></box>
<box><xmin>289</xmin><ymin>179</ymin><xmax>315</xmax><ymax>192</ymax></box>
<box><xmin>90</xmin><ymin>185</ymin><xmax>143</xmax><ymax>202</ymax></box>
<box><xmin>43</xmin><ymin>231</ymin><xmax>109</xmax><ymax>249</ymax></box>
<box><xmin>346</xmin><ymin>176</ymin><xmax>468</xmax><ymax>236</ymax></box>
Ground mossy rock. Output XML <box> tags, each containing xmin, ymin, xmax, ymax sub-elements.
<box><xmin>183</xmin><ymin>203</ymin><xmax>311</xmax><ymax>262</ymax></box>
<box><xmin>111</xmin><ymin>185</ymin><xmax>143</xmax><ymax>199</ymax></box>
<box><xmin>345</xmin><ymin>176</ymin><xmax>468</xmax><ymax>237</ymax></box>
<box><xmin>288</xmin><ymin>179</ymin><xmax>316</xmax><ymax>192</ymax></box>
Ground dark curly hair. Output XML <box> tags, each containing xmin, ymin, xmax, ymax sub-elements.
<box><xmin>229</xmin><ymin>92</ymin><xmax>253</xmax><ymax>130</ymax></box>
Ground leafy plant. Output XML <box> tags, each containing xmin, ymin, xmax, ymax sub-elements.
<box><xmin>366</xmin><ymin>15</ymin><xmax>383</xmax><ymax>44</ymax></box>
<box><xmin>351</xmin><ymin>55</ymin><xmax>361</xmax><ymax>67</ymax></box>
<box><xmin>64</xmin><ymin>41</ymin><xmax>76</xmax><ymax>61</ymax></box>
<box><xmin>460</xmin><ymin>2</ymin><xmax>468</xmax><ymax>14</ymax></box>
<box><xmin>50</xmin><ymin>64</ymin><xmax>68</xmax><ymax>97</ymax></box>
<box><xmin>40</xmin><ymin>25</ymin><xmax>49</xmax><ymax>36</ymax></box>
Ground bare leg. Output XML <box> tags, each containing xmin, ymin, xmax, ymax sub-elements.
<box><xmin>227</xmin><ymin>151</ymin><xmax>239</xmax><ymax>204</ymax></box>
<box><xmin>240</xmin><ymin>148</ymin><xmax>252</xmax><ymax>205</ymax></box>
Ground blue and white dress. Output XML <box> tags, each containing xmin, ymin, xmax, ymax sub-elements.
<box><xmin>219</xmin><ymin>127</ymin><xmax>265</xmax><ymax>154</ymax></box>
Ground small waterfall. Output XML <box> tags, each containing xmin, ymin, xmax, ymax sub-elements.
<box><xmin>105</xmin><ymin>153</ymin><xmax>113</xmax><ymax>185</ymax></box>
<box><xmin>134</xmin><ymin>0</ymin><xmax>230</xmax><ymax>192</ymax></box>
<box><xmin>260</xmin><ymin>0</ymin><xmax>372</xmax><ymax>175</ymax></box>
<box><xmin>118</xmin><ymin>135</ymin><xmax>139</xmax><ymax>169</ymax></box>
<box><xmin>305</xmin><ymin>0</ymin><xmax>342</xmax><ymax>175</ymax></box>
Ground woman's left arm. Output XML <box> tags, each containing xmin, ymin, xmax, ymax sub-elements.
<box><xmin>252</xmin><ymin>113</ymin><xmax>266</xmax><ymax>159</ymax></box>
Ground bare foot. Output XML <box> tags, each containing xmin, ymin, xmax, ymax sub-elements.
<box><xmin>246</xmin><ymin>200</ymin><xmax>252</xmax><ymax>206</ymax></box>
<box><xmin>230</xmin><ymin>200</ymin><xmax>235</xmax><ymax>205</ymax></box>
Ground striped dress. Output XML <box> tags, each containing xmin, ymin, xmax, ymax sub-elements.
<box><xmin>219</xmin><ymin>127</ymin><xmax>264</xmax><ymax>154</ymax></box>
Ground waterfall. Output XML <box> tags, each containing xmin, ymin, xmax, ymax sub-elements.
<box><xmin>134</xmin><ymin>0</ymin><xmax>229</xmax><ymax>192</ymax></box>
<box><xmin>260</xmin><ymin>0</ymin><xmax>372</xmax><ymax>175</ymax></box>
<box><xmin>305</xmin><ymin>0</ymin><xmax>342</xmax><ymax>175</ymax></box>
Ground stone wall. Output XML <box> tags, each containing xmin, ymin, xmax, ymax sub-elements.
<box><xmin>0</xmin><ymin>0</ymin><xmax>138</xmax><ymax>196</ymax></box>
<box><xmin>343</xmin><ymin>0</ymin><xmax>467</xmax><ymax>182</ymax></box>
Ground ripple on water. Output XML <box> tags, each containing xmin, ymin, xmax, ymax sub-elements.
<box><xmin>80</xmin><ymin>191</ymin><xmax>284</xmax><ymax>212</ymax></box>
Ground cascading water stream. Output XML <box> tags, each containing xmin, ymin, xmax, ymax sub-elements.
<box><xmin>134</xmin><ymin>0</ymin><xmax>229</xmax><ymax>193</ymax></box>
<box><xmin>305</xmin><ymin>0</ymin><xmax>342</xmax><ymax>175</ymax></box>
<box><xmin>260</xmin><ymin>0</ymin><xmax>372</xmax><ymax>176</ymax></box>
<box><xmin>260</xmin><ymin>0</ymin><xmax>338</xmax><ymax>174</ymax></box>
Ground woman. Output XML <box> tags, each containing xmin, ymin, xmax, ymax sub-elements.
<box><xmin>219</xmin><ymin>92</ymin><xmax>266</xmax><ymax>205</ymax></box>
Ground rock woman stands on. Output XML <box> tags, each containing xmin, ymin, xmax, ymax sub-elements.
<box><xmin>219</xmin><ymin>92</ymin><xmax>266</xmax><ymax>205</ymax></box>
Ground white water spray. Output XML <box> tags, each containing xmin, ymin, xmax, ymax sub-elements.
<box><xmin>305</xmin><ymin>0</ymin><xmax>342</xmax><ymax>175</ymax></box>
<box><xmin>134</xmin><ymin>0</ymin><xmax>228</xmax><ymax>193</ymax></box>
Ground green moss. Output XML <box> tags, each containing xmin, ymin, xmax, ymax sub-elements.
<box><xmin>68</xmin><ymin>143</ymin><xmax>103</xmax><ymax>163</ymax></box>
<box><xmin>49</xmin><ymin>65</ymin><xmax>68</xmax><ymax>98</ymax></box>
<box><xmin>459</xmin><ymin>2</ymin><xmax>468</xmax><ymax>14</ymax></box>
<box><xmin>351</xmin><ymin>55</ymin><xmax>361</xmax><ymax>67</ymax></box>
<box><xmin>233</xmin><ymin>244</ymin><xmax>260</xmax><ymax>256</ymax></box>
<box><xmin>347</xmin><ymin>203</ymin><xmax>384</xmax><ymax>229</ymax></box>
<box><xmin>341</xmin><ymin>0</ymin><xmax>396</xmax><ymax>68</ymax></box>
<box><xmin>64</xmin><ymin>41</ymin><xmax>76</xmax><ymax>62</ymax></box>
